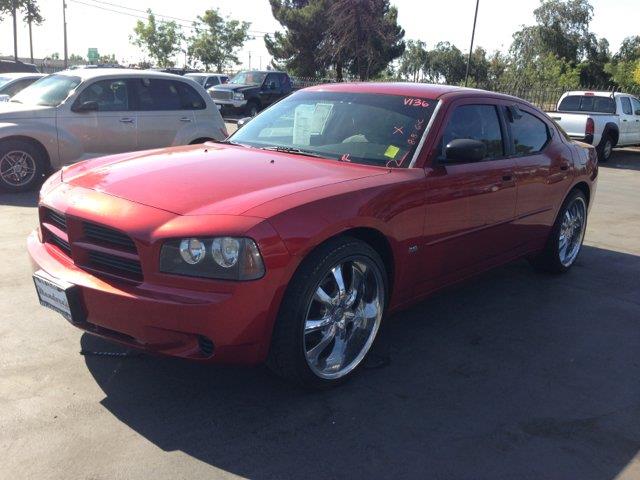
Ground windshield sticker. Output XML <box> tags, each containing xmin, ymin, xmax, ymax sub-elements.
<box><xmin>384</xmin><ymin>145</ymin><xmax>400</xmax><ymax>159</ymax></box>
<box><xmin>310</xmin><ymin>103</ymin><xmax>334</xmax><ymax>134</ymax></box>
<box><xmin>293</xmin><ymin>104</ymin><xmax>315</xmax><ymax>145</ymax></box>
<box><xmin>393</xmin><ymin>126</ymin><xmax>404</xmax><ymax>135</ymax></box>
<box><xmin>404</xmin><ymin>98</ymin><xmax>430</xmax><ymax>108</ymax></box>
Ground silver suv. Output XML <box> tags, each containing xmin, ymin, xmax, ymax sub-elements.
<box><xmin>0</xmin><ymin>69</ymin><xmax>227</xmax><ymax>192</ymax></box>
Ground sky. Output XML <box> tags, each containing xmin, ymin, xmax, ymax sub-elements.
<box><xmin>0</xmin><ymin>0</ymin><xmax>638</xmax><ymax>69</ymax></box>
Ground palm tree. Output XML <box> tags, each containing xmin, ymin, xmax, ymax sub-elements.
<box><xmin>22</xmin><ymin>1</ymin><xmax>43</xmax><ymax>64</ymax></box>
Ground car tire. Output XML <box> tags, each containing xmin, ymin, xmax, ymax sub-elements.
<box><xmin>596</xmin><ymin>134</ymin><xmax>613</xmax><ymax>162</ymax></box>
<box><xmin>267</xmin><ymin>236</ymin><xmax>388</xmax><ymax>389</ymax></box>
<box><xmin>246</xmin><ymin>100</ymin><xmax>260</xmax><ymax>117</ymax></box>
<box><xmin>529</xmin><ymin>189</ymin><xmax>588</xmax><ymax>274</ymax></box>
<box><xmin>0</xmin><ymin>139</ymin><xmax>46</xmax><ymax>193</ymax></box>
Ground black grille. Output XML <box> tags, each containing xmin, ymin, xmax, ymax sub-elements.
<box><xmin>198</xmin><ymin>336</ymin><xmax>215</xmax><ymax>357</ymax></box>
<box><xmin>83</xmin><ymin>222</ymin><xmax>137</xmax><ymax>252</ymax></box>
<box><xmin>44</xmin><ymin>208</ymin><xmax>66</xmax><ymax>232</ymax></box>
<box><xmin>49</xmin><ymin>234</ymin><xmax>71</xmax><ymax>256</ymax></box>
<box><xmin>87</xmin><ymin>251</ymin><xmax>142</xmax><ymax>281</ymax></box>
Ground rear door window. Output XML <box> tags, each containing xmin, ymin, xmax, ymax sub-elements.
<box><xmin>131</xmin><ymin>78</ymin><xmax>181</xmax><ymax>111</ymax></box>
<box><xmin>632</xmin><ymin>97</ymin><xmax>640</xmax><ymax>116</ymax></box>
<box><xmin>439</xmin><ymin>104</ymin><xmax>504</xmax><ymax>160</ymax></box>
<box><xmin>620</xmin><ymin>97</ymin><xmax>633</xmax><ymax>115</ymax></box>
<box><xmin>204</xmin><ymin>76</ymin><xmax>219</xmax><ymax>88</ymax></box>
<box><xmin>508</xmin><ymin>110</ymin><xmax>550</xmax><ymax>156</ymax></box>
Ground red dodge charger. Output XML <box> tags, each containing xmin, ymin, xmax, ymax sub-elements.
<box><xmin>29</xmin><ymin>83</ymin><xmax>597</xmax><ymax>387</ymax></box>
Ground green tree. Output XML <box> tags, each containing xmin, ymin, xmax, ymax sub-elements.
<box><xmin>265</xmin><ymin>0</ymin><xmax>331</xmax><ymax>77</ymax></box>
<box><xmin>615</xmin><ymin>36</ymin><xmax>640</xmax><ymax>62</ymax></box>
<box><xmin>68</xmin><ymin>53</ymin><xmax>86</xmax><ymax>65</ymax></box>
<box><xmin>426</xmin><ymin>42</ymin><xmax>466</xmax><ymax>84</ymax></box>
<box><xmin>511</xmin><ymin>0</ymin><xmax>593</xmax><ymax>65</ymax></box>
<box><xmin>578</xmin><ymin>35</ymin><xmax>611</xmax><ymax>86</ymax></box>
<box><xmin>99</xmin><ymin>53</ymin><xmax>117</xmax><ymax>64</ymax></box>
<box><xmin>188</xmin><ymin>9</ymin><xmax>250</xmax><ymax>71</ymax></box>
<box><xmin>604</xmin><ymin>36</ymin><xmax>640</xmax><ymax>90</ymax></box>
<box><xmin>399</xmin><ymin>39</ymin><xmax>428</xmax><ymax>81</ymax></box>
<box><xmin>131</xmin><ymin>10</ymin><xmax>183</xmax><ymax>68</ymax></box>
<box><xmin>0</xmin><ymin>0</ymin><xmax>31</xmax><ymax>61</ymax></box>
<box><xmin>323</xmin><ymin>0</ymin><xmax>405</xmax><ymax>80</ymax></box>
<box><xmin>20</xmin><ymin>1</ymin><xmax>43</xmax><ymax>64</ymax></box>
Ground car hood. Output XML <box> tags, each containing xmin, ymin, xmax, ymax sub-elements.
<box><xmin>0</xmin><ymin>102</ymin><xmax>56</xmax><ymax>120</ymax></box>
<box><xmin>62</xmin><ymin>144</ymin><xmax>388</xmax><ymax>216</ymax></box>
<box><xmin>212</xmin><ymin>84</ymin><xmax>258</xmax><ymax>93</ymax></box>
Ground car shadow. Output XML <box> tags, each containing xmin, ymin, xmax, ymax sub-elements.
<box><xmin>603</xmin><ymin>148</ymin><xmax>640</xmax><ymax>171</ymax></box>
<box><xmin>82</xmin><ymin>245</ymin><xmax>640</xmax><ymax>480</ymax></box>
<box><xmin>0</xmin><ymin>190</ymin><xmax>38</xmax><ymax>207</ymax></box>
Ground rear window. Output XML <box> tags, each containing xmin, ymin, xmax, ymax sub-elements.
<box><xmin>558</xmin><ymin>95</ymin><xmax>615</xmax><ymax>114</ymax></box>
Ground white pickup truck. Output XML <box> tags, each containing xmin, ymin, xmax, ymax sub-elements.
<box><xmin>547</xmin><ymin>91</ymin><xmax>640</xmax><ymax>161</ymax></box>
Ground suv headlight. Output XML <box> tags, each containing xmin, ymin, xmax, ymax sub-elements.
<box><xmin>233</xmin><ymin>92</ymin><xmax>245</xmax><ymax>101</ymax></box>
<box><xmin>160</xmin><ymin>237</ymin><xmax>265</xmax><ymax>280</ymax></box>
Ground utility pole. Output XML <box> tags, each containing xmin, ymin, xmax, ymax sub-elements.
<box><xmin>248</xmin><ymin>51</ymin><xmax>251</xmax><ymax>70</ymax></box>
<box><xmin>12</xmin><ymin>0</ymin><xmax>18</xmax><ymax>61</ymax></box>
<box><xmin>62</xmin><ymin>0</ymin><xmax>68</xmax><ymax>69</ymax></box>
<box><xmin>464</xmin><ymin>0</ymin><xmax>480</xmax><ymax>87</ymax></box>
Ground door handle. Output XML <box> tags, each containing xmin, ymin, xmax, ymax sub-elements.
<box><xmin>560</xmin><ymin>165</ymin><xmax>569</xmax><ymax>171</ymax></box>
<box><xmin>622</xmin><ymin>119</ymin><xmax>627</xmax><ymax>122</ymax></box>
<box><xmin>119</xmin><ymin>117</ymin><xmax>134</xmax><ymax>124</ymax></box>
<box><xmin>501</xmin><ymin>175</ymin><xmax>513</xmax><ymax>182</ymax></box>
<box><xmin>179</xmin><ymin>117</ymin><xmax>192</xmax><ymax>123</ymax></box>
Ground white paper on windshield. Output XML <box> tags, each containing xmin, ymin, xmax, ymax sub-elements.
<box><xmin>310</xmin><ymin>103</ymin><xmax>334</xmax><ymax>134</ymax></box>
<box><xmin>293</xmin><ymin>104</ymin><xmax>315</xmax><ymax>145</ymax></box>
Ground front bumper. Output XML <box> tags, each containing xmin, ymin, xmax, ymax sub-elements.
<box><xmin>27</xmin><ymin>222</ymin><xmax>289</xmax><ymax>365</ymax></box>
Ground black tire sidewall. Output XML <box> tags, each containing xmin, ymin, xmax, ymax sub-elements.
<box><xmin>268</xmin><ymin>237</ymin><xmax>388</xmax><ymax>388</ymax></box>
<box><xmin>0</xmin><ymin>139</ymin><xmax>45</xmax><ymax>192</ymax></box>
<box><xmin>598</xmin><ymin>136</ymin><xmax>612</xmax><ymax>162</ymax></box>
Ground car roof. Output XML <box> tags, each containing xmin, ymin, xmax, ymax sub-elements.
<box><xmin>302</xmin><ymin>82</ymin><xmax>524</xmax><ymax>102</ymax></box>
<box><xmin>186</xmin><ymin>72</ymin><xmax>227</xmax><ymax>77</ymax></box>
<box><xmin>53</xmin><ymin>68</ymin><xmax>196</xmax><ymax>81</ymax></box>
<box><xmin>0</xmin><ymin>72</ymin><xmax>45</xmax><ymax>80</ymax></box>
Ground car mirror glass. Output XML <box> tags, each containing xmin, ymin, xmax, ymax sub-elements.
<box><xmin>444</xmin><ymin>138</ymin><xmax>487</xmax><ymax>163</ymax></box>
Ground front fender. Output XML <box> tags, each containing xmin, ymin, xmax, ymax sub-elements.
<box><xmin>0</xmin><ymin>121</ymin><xmax>60</xmax><ymax>168</ymax></box>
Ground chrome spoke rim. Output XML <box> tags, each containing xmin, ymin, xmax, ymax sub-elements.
<box><xmin>558</xmin><ymin>197</ymin><xmax>586</xmax><ymax>267</ymax></box>
<box><xmin>303</xmin><ymin>257</ymin><xmax>384</xmax><ymax>379</ymax></box>
<box><xmin>0</xmin><ymin>150</ymin><xmax>36</xmax><ymax>187</ymax></box>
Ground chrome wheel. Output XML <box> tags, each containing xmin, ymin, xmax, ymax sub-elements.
<box><xmin>558</xmin><ymin>196</ymin><xmax>586</xmax><ymax>267</ymax></box>
<box><xmin>303</xmin><ymin>258</ymin><xmax>384</xmax><ymax>379</ymax></box>
<box><xmin>0</xmin><ymin>150</ymin><xmax>37</xmax><ymax>187</ymax></box>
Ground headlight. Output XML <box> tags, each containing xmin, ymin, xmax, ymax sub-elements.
<box><xmin>233</xmin><ymin>92</ymin><xmax>245</xmax><ymax>101</ymax></box>
<box><xmin>160</xmin><ymin>237</ymin><xmax>265</xmax><ymax>280</ymax></box>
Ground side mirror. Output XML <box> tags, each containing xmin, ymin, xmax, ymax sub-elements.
<box><xmin>73</xmin><ymin>100</ymin><xmax>99</xmax><ymax>113</ymax></box>
<box><xmin>236</xmin><ymin>117</ymin><xmax>252</xmax><ymax>129</ymax></box>
<box><xmin>269</xmin><ymin>81</ymin><xmax>276</xmax><ymax>90</ymax></box>
<box><xmin>635</xmin><ymin>109</ymin><xmax>640</xmax><ymax>116</ymax></box>
<box><xmin>444</xmin><ymin>138</ymin><xmax>487</xmax><ymax>163</ymax></box>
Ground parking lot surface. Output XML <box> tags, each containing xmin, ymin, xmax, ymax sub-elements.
<box><xmin>1</xmin><ymin>148</ymin><xmax>639</xmax><ymax>480</ymax></box>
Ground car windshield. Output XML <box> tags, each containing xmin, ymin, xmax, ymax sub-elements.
<box><xmin>11</xmin><ymin>74</ymin><xmax>81</xmax><ymax>106</ymax></box>
<box><xmin>0</xmin><ymin>76</ymin><xmax>11</xmax><ymax>89</ymax></box>
<box><xmin>229</xmin><ymin>71</ymin><xmax>267</xmax><ymax>85</ymax></box>
<box><xmin>186</xmin><ymin>74</ymin><xmax>206</xmax><ymax>86</ymax></box>
<box><xmin>230</xmin><ymin>91</ymin><xmax>439</xmax><ymax>167</ymax></box>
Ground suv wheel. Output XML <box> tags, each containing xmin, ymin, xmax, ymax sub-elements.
<box><xmin>0</xmin><ymin>139</ymin><xmax>46</xmax><ymax>192</ymax></box>
<box><xmin>597</xmin><ymin>135</ymin><xmax>613</xmax><ymax>162</ymax></box>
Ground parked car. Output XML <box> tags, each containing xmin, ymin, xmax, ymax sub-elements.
<box><xmin>185</xmin><ymin>72</ymin><xmax>229</xmax><ymax>89</ymax></box>
<box><xmin>547</xmin><ymin>91</ymin><xmax>640</xmax><ymax>161</ymax></box>
<box><xmin>209</xmin><ymin>70</ymin><xmax>293</xmax><ymax>116</ymax></box>
<box><xmin>149</xmin><ymin>67</ymin><xmax>200</xmax><ymax>76</ymax></box>
<box><xmin>0</xmin><ymin>73</ymin><xmax>46</xmax><ymax>101</ymax></box>
<box><xmin>0</xmin><ymin>59</ymin><xmax>39</xmax><ymax>74</ymax></box>
<box><xmin>0</xmin><ymin>68</ymin><xmax>227</xmax><ymax>192</ymax></box>
<box><xmin>29</xmin><ymin>83</ymin><xmax>597</xmax><ymax>388</ymax></box>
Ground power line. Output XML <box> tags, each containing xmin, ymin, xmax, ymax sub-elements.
<box><xmin>69</xmin><ymin>0</ymin><xmax>272</xmax><ymax>37</ymax></box>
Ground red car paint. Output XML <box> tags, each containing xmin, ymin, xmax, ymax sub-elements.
<box><xmin>28</xmin><ymin>83</ymin><xmax>598</xmax><ymax>364</ymax></box>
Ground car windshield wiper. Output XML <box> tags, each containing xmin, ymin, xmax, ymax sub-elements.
<box><xmin>259</xmin><ymin>146</ymin><xmax>325</xmax><ymax>158</ymax></box>
<box><xmin>215</xmin><ymin>139</ymin><xmax>249</xmax><ymax>147</ymax></box>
